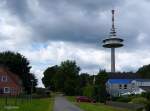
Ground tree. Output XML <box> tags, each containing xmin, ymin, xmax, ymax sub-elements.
<box><xmin>0</xmin><ymin>51</ymin><xmax>37</xmax><ymax>93</ymax></box>
<box><xmin>137</xmin><ymin>64</ymin><xmax>150</xmax><ymax>78</ymax></box>
<box><xmin>83</xmin><ymin>85</ymin><xmax>94</xmax><ymax>98</ymax></box>
<box><xmin>77</xmin><ymin>73</ymin><xmax>92</xmax><ymax>95</ymax></box>
<box><xmin>42</xmin><ymin>60</ymin><xmax>80</xmax><ymax>95</ymax></box>
<box><xmin>42</xmin><ymin>65</ymin><xmax>59</xmax><ymax>91</ymax></box>
<box><xmin>57</xmin><ymin>60</ymin><xmax>80</xmax><ymax>95</ymax></box>
<box><xmin>95</xmin><ymin>70</ymin><xmax>108</xmax><ymax>103</ymax></box>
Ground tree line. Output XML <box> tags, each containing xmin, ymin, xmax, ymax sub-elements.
<box><xmin>42</xmin><ymin>60</ymin><xmax>150</xmax><ymax>102</ymax></box>
<box><xmin>42</xmin><ymin>60</ymin><xmax>108</xmax><ymax>102</ymax></box>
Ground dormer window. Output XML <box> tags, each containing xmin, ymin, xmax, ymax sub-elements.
<box><xmin>1</xmin><ymin>76</ymin><xmax>8</xmax><ymax>82</ymax></box>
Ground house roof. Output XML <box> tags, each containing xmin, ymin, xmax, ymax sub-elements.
<box><xmin>0</xmin><ymin>66</ymin><xmax>22</xmax><ymax>86</ymax></box>
<box><xmin>135</xmin><ymin>79</ymin><xmax>150</xmax><ymax>82</ymax></box>
<box><xmin>107</xmin><ymin>79</ymin><xmax>150</xmax><ymax>84</ymax></box>
<box><xmin>108</xmin><ymin>72</ymin><xmax>141</xmax><ymax>79</ymax></box>
<box><xmin>107</xmin><ymin>79</ymin><xmax>133</xmax><ymax>84</ymax></box>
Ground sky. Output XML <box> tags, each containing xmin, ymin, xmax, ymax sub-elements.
<box><xmin>1</xmin><ymin>0</ymin><xmax>150</xmax><ymax>87</ymax></box>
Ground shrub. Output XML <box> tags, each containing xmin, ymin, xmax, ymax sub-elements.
<box><xmin>131</xmin><ymin>97</ymin><xmax>148</xmax><ymax>104</ymax></box>
<box><xmin>141</xmin><ymin>92</ymin><xmax>150</xmax><ymax>99</ymax></box>
<box><xmin>131</xmin><ymin>97</ymin><xmax>150</xmax><ymax>111</ymax></box>
<box><xmin>116</xmin><ymin>97</ymin><xmax>132</xmax><ymax>103</ymax></box>
<box><xmin>83</xmin><ymin>85</ymin><xmax>94</xmax><ymax>98</ymax></box>
<box><xmin>36</xmin><ymin>88</ymin><xmax>51</xmax><ymax>98</ymax></box>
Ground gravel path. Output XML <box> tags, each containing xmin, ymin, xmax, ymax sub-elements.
<box><xmin>54</xmin><ymin>96</ymin><xmax>83</xmax><ymax>111</ymax></box>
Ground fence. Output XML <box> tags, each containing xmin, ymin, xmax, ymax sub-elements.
<box><xmin>0</xmin><ymin>94</ymin><xmax>32</xmax><ymax>110</ymax></box>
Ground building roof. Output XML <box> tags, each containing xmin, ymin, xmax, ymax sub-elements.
<box><xmin>107</xmin><ymin>79</ymin><xmax>132</xmax><ymax>84</ymax></box>
<box><xmin>107</xmin><ymin>79</ymin><xmax>150</xmax><ymax>84</ymax></box>
<box><xmin>0</xmin><ymin>66</ymin><xmax>22</xmax><ymax>86</ymax></box>
<box><xmin>108</xmin><ymin>72</ymin><xmax>141</xmax><ymax>79</ymax></box>
<box><xmin>135</xmin><ymin>79</ymin><xmax>150</xmax><ymax>82</ymax></box>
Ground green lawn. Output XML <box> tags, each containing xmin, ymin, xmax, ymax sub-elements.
<box><xmin>77</xmin><ymin>103</ymin><xmax>130</xmax><ymax>111</ymax></box>
<box><xmin>67</xmin><ymin>96</ymin><xmax>130</xmax><ymax>111</ymax></box>
<box><xmin>0</xmin><ymin>98</ymin><xmax>53</xmax><ymax>111</ymax></box>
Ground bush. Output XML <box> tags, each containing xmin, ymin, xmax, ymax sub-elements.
<box><xmin>36</xmin><ymin>88</ymin><xmax>51</xmax><ymax>98</ymax></box>
<box><xmin>83</xmin><ymin>85</ymin><xmax>94</xmax><ymax>98</ymax></box>
<box><xmin>131</xmin><ymin>97</ymin><xmax>150</xmax><ymax>111</ymax></box>
<box><xmin>141</xmin><ymin>92</ymin><xmax>150</xmax><ymax>99</ymax></box>
<box><xmin>116</xmin><ymin>97</ymin><xmax>132</xmax><ymax>103</ymax></box>
<box><xmin>131</xmin><ymin>97</ymin><xmax>148</xmax><ymax>104</ymax></box>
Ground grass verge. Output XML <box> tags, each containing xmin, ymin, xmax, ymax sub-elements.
<box><xmin>67</xmin><ymin>96</ymin><xmax>130</xmax><ymax>111</ymax></box>
<box><xmin>0</xmin><ymin>98</ymin><xmax>53</xmax><ymax>111</ymax></box>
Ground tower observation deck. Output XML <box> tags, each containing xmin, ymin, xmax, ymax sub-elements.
<box><xmin>102</xmin><ymin>10</ymin><xmax>124</xmax><ymax>73</ymax></box>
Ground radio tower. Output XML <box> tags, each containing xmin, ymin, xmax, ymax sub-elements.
<box><xmin>102</xmin><ymin>10</ymin><xmax>124</xmax><ymax>73</ymax></box>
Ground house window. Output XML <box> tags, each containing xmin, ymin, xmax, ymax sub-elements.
<box><xmin>4</xmin><ymin>87</ymin><xmax>10</xmax><ymax>94</ymax></box>
<box><xmin>0</xmin><ymin>88</ymin><xmax>3</xmax><ymax>94</ymax></box>
<box><xmin>119</xmin><ymin>84</ymin><xmax>122</xmax><ymax>89</ymax></box>
<box><xmin>1</xmin><ymin>76</ymin><xmax>8</xmax><ymax>82</ymax></box>
<box><xmin>124</xmin><ymin>84</ymin><xmax>127</xmax><ymax>89</ymax></box>
<box><xmin>11</xmin><ymin>88</ymin><xmax>16</xmax><ymax>94</ymax></box>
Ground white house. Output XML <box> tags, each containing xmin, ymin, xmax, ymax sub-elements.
<box><xmin>106</xmin><ymin>79</ymin><xmax>150</xmax><ymax>96</ymax></box>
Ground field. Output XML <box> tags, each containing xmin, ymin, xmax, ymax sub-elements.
<box><xmin>67</xmin><ymin>96</ymin><xmax>130</xmax><ymax>111</ymax></box>
<box><xmin>0</xmin><ymin>97</ymin><xmax>53</xmax><ymax>111</ymax></box>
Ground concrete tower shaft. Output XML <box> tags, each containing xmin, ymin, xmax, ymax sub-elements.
<box><xmin>111</xmin><ymin>48</ymin><xmax>115</xmax><ymax>72</ymax></box>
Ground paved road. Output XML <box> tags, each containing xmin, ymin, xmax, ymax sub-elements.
<box><xmin>54</xmin><ymin>96</ymin><xmax>83</xmax><ymax>111</ymax></box>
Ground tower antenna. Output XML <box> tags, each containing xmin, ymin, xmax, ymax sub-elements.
<box><xmin>110</xmin><ymin>10</ymin><xmax>116</xmax><ymax>37</ymax></box>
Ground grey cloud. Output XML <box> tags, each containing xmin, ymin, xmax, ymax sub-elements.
<box><xmin>4</xmin><ymin>0</ymin><xmax>30</xmax><ymax>20</ymax></box>
<box><xmin>2</xmin><ymin>0</ymin><xmax>150</xmax><ymax>50</ymax></box>
<box><xmin>2</xmin><ymin>0</ymin><xmax>123</xmax><ymax>46</ymax></box>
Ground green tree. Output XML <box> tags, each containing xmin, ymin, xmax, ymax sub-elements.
<box><xmin>137</xmin><ymin>64</ymin><xmax>150</xmax><ymax>78</ymax></box>
<box><xmin>95</xmin><ymin>70</ymin><xmax>108</xmax><ymax>103</ymax></box>
<box><xmin>77</xmin><ymin>73</ymin><xmax>91</xmax><ymax>95</ymax></box>
<box><xmin>42</xmin><ymin>60</ymin><xmax>80</xmax><ymax>95</ymax></box>
<box><xmin>42</xmin><ymin>65</ymin><xmax>59</xmax><ymax>91</ymax></box>
<box><xmin>0</xmin><ymin>51</ymin><xmax>37</xmax><ymax>93</ymax></box>
<box><xmin>57</xmin><ymin>60</ymin><xmax>80</xmax><ymax>95</ymax></box>
<box><xmin>83</xmin><ymin>85</ymin><xmax>94</xmax><ymax>98</ymax></box>
<box><xmin>78</xmin><ymin>73</ymin><xmax>90</xmax><ymax>87</ymax></box>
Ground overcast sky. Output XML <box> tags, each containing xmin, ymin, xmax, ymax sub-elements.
<box><xmin>1</xmin><ymin>0</ymin><xmax>150</xmax><ymax>87</ymax></box>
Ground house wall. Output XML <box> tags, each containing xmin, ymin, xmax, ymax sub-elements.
<box><xmin>106</xmin><ymin>83</ymin><xmax>139</xmax><ymax>96</ymax></box>
<box><xmin>136</xmin><ymin>81</ymin><xmax>150</xmax><ymax>86</ymax></box>
<box><xmin>0</xmin><ymin>67</ymin><xmax>22</xmax><ymax>96</ymax></box>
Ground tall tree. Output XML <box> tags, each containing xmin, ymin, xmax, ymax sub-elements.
<box><xmin>0</xmin><ymin>51</ymin><xmax>37</xmax><ymax>93</ymax></box>
<box><xmin>57</xmin><ymin>60</ymin><xmax>80</xmax><ymax>95</ymax></box>
<box><xmin>42</xmin><ymin>65</ymin><xmax>59</xmax><ymax>91</ymax></box>
<box><xmin>95</xmin><ymin>70</ymin><xmax>108</xmax><ymax>103</ymax></box>
<box><xmin>42</xmin><ymin>60</ymin><xmax>80</xmax><ymax>95</ymax></box>
<box><xmin>137</xmin><ymin>64</ymin><xmax>150</xmax><ymax>78</ymax></box>
<box><xmin>78</xmin><ymin>73</ymin><xmax>90</xmax><ymax>88</ymax></box>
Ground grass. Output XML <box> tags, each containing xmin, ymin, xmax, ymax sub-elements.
<box><xmin>67</xmin><ymin>96</ymin><xmax>130</xmax><ymax>111</ymax></box>
<box><xmin>66</xmin><ymin>96</ymin><xmax>75</xmax><ymax>102</ymax></box>
<box><xmin>0</xmin><ymin>98</ymin><xmax>53</xmax><ymax>111</ymax></box>
<box><xmin>77</xmin><ymin>102</ymin><xmax>130</xmax><ymax>111</ymax></box>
